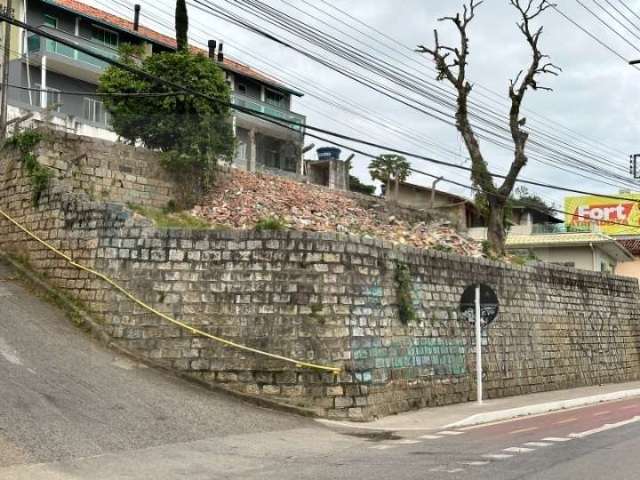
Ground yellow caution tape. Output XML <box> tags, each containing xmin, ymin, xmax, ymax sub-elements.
<box><xmin>0</xmin><ymin>206</ymin><xmax>342</xmax><ymax>374</ymax></box>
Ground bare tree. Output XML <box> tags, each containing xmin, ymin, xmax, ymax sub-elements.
<box><xmin>417</xmin><ymin>0</ymin><xmax>560</xmax><ymax>256</ymax></box>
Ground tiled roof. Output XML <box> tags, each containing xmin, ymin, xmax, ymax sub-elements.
<box><xmin>47</xmin><ymin>0</ymin><xmax>299</xmax><ymax>94</ymax></box>
<box><xmin>616</xmin><ymin>238</ymin><xmax>640</xmax><ymax>255</ymax></box>
<box><xmin>507</xmin><ymin>232</ymin><xmax>634</xmax><ymax>260</ymax></box>
<box><xmin>507</xmin><ymin>232</ymin><xmax>614</xmax><ymax>246</ymax></box>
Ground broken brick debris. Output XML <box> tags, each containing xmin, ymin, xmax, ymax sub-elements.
<box><xmin>192</xmin><ymin>169</ymin><xmax>483</xmax><ymax>257</ymax></box>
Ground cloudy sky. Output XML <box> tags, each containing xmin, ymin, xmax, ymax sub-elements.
<box><xmin>89</xmin><ymin>0</ymin><xmax>640</xmax><ymax>212</ymax></box>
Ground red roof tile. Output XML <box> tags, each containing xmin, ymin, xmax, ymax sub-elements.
<box><xmin>48</xmin><ymin>0</ymin><xmax>298</xmax><ymax>93</ymax></box>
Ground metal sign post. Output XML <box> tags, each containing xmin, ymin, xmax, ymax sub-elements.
<box><xmin>460</xmin><ymin>283</ymin><xmax>498</xmax><ymax>405</ymax></box>
<box><xmin>475</xmin><ymin>285</ymin><xmax>482</xmax><ymax>405</ymax></box>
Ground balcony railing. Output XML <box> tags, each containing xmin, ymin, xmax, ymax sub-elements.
<box><xmin>26</xmin><ymin>25</ymin><xmax>120</xmax><ymax>71</ymax></box>
<box><xmin>531</xmin><ymin>223</ymin><xmax>599</xmax><ymax>234</ymax></box>
<box><xmin>231</xmin><ymin>93</ymin><xmax>306</xmax><ymax>132</ymax></box>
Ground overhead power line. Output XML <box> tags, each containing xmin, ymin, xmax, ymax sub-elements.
<box><xmin>195</xmin><ymin>0</ymin><xmax>639</xmax><ymax>189</ymax></box>
<box><xmin>617</xmin><ymin>0</ymin><xmax>640</xmax><ymax>24</ymax></box>
<box><xmin>101</xmin><ymin>0</ymin><xmax>471</xmax><ymax>164</ymax></box>
<box><xmin>573</xmin><ymin>0</ymin><xmax>640</xmax><ymax>54</ymax></box>
<box><xmin>553</xmin><ymin>4</ymin><xmax>640</xmax><ymax>68</ymax></box>
<box><xmin>313</xmin><ymin>0</ymin><xmax>629</xmax><ymax>159</ymax></box>
<box><xmin>3</xmin><ymin>11</ymin><xmax>639</xmax><ymax>205</ymax></box>
<box><xmin>306</xmin><ymin>129</ymin><xmax>640</xmax><ymax>230</ymax></box>
<box><xmin>591</xmin><ymin>0</ymin><xmax>640</xmax><ymax>44</ymax></box>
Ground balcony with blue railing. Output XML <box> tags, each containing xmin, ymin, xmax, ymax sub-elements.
<box><xmin>26</xmin><ymin>26</ymin><xmax>120</xmax><ymax>83</ymax></box>
<box><xmin>231</xmin><ymin>93</ymin><xmax>306</xmax><ymax>132</ymax></box>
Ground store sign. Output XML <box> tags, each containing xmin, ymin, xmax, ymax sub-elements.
<box><xmin>459</xmin><ymin>284</ymin><xmax>499</xmax><ymax>327</ymax></box>
<box><xmin>565</xmin><ymin>195</ymin><xmax>640</xmax><ymax>235</ymax></box>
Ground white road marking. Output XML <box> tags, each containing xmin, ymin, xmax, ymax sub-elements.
<box><xmin>542</xmin><ymin>437</ymin><xmax>572</xmax><ymax>442</ymax></box>
<box><xmin>524</xmin><ymin>442</ymin><xmax>552</xmax><ymax>447</ymax></box>
<box><xmin>483</xmin><ymin>453</ymin><xmax>514</xmax><ymax>460</ymax></box>
<box><xmin>437</xmin><ymin>430</ymin><xmax>465</xmax><ymax>436</ymax></box>
<box><xmin>594</xmin><ymin>411</ymin><xmax>611</xmax><ymax>417</ymax></box>
<box><xmin>503</xmin><ymin>447</ymin><xmax>534</xmax><ymax>453</ymax></box>
<box><xmin>459</xmin><ymin>461</ymin><xmax>490</xmax><ymax>466</ymax></box>
<box><xmin>510</xmin><ymin>426</ymin><xmax>538</xmax><ymax>434</ymax></box>
<box><xmin>393</xmin><ymin>439</ymin><xmax>422</xmax><ymax>445</ymax></box>
<box><xmin>555</xmin><ymin>417</ymin><xmax>578</xmax><ymax>425</ymax></box>
<box><xmin>569</xmin><ymin>416</ymin><xmax>640</xmax><ymax>439</ymax></box>
<box><xmin>369</xmin><ymin>445</ymin><xmax>395</xmax><ymax>450</ymax></box>
<box><xmin>419</xmin><ymin>434</ymin><xmax>443</xmax><ymax>440</ymax></box>
<box><xmin>0</xmin><ymin>337</ymin><xmax>22</xmax><ymax>365</ymax></box>
<box><xmin>429</xmin><ymin>467</ymin><xmax>464</xmax><ymax>473</ymax></box>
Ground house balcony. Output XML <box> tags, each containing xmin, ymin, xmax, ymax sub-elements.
<box><xmin>231</xmin><ymin>93</ymin><xmax>306</xmax><ymax>139</ymax></box>
<box><xmin>26</xmin><ymin>26</ymin><xmax>120</xmax><ymax>84</ymax></box>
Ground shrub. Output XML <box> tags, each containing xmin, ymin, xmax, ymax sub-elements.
<box><xmin>6</xmin><ymin>129</ymin><xmax>51</xmax><ymax>205</ymax></box>
<box><xmin>395</xmin><ymin>263</ymin><xmax>416</xmax><ymax>324</ymax></box>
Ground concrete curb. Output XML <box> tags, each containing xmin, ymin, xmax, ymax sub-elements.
<box><xmin>444</xmin><ymin>389</ymin><xmax>640</xmax><ymax>429</ymax></box>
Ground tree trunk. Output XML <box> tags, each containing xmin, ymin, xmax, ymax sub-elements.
<box><xmin>175</xmin><ymin>0</ymin><xmax>189</xmax><ymax>52</ymax></box>
<box><xmin>394</xmin><ymin>177</ymin><xmax>400</xmax><ymax>202</ymax></box>
<box><xmin>487</xmin><ymin>198</ymin><xmax>507</xmax><ymax>257</ymax></box>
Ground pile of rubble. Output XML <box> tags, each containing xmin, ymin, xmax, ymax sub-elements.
<box><xmin>192</xmin><ymin>169</ymin><xmax>483</xmax><ymax>257</ymax></box>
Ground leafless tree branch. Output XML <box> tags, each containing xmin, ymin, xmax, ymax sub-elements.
<box><xmin>416</xmin><ymin>0</ymin><xmax>559</xmax><ymax>256</ymax></box>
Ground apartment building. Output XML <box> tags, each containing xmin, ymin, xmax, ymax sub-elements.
<box><xmin>3</xmin><ymin>0</ymin><xmax>306</xmax><ymax>175</ymax></box>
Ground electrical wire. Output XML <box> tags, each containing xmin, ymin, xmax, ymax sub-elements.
<box><xmin>591</xmin><ymin>0</ymin><xmax>640</xmax><ymax>43</ymax></box>
<box><xmin>574</xmin><ymin>0</ymin><xmax>640</xmax><ymax>54</ymax></box>
<box><xmin>553</xmin><ymin>4</ymin><xmax>640</xmax><ymax>67</ymax></box>
<box><xmin>313</xmin><ymin>0</ymin><xmax>629</xmax><ymax>160</ymax></box>
<box><xmin>194</xmin><ymin>0</ymin><xmax>636</xmax><ymax>188</ymax></box>
<box><xmin>7</xmin><ymin>11</ymin><xmax>640</xmax><ymax>204</ymax></box>
<box><xmin>303</xmin><ymin>130</ymin><xmax>640</xmax><ymax>231</ymax></box>
<box><xmin>617</xmin><ymin>0</ymin><xmax>640</xmax><ymax>24</ymax></box>
<box><xmin>95</xmin><ymin>0</ymin><xmax>471</xmax><ymax>164</ymax></box>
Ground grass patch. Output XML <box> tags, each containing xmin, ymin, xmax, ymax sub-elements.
<box><xmin>255</xmin><ymin>216</ymin><xmax>286</xmax><ymax>232</ymax></box>
<box><xmin>128</xmin><ymin>204</ymin><xmax>212</xmax><ymax>230</ymax></box>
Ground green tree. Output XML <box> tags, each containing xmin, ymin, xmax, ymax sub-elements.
<box><xmin>175</xmin><ymin>0</ymin><xmax>189</xmax><ymax>52</ymax></box>
<box><xmin>345</xmin><ymin>156</ymin><xmax>376</xmax><ymax>195</ymax></box>
<box><xmin>368</xmin><ymin>154</ymin><xmax>410</xmax><ymax>200</ymax></box>
<box><xmin>511</xmin><ymin>185</ymin><xmax>554</xmax><ymax>217</ymax></box>
<box><xmin>98</xmin><ymin>49</ymin><xmax>234</xmax><ymax>207</ymax></box>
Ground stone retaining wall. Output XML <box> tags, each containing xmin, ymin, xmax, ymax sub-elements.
<box><xmin>1</xmin><ymin>133</ymin><xmax>639</xmax><ymax>421</ymax></box>
<box><xmin>35</xmin><ymin>131</ymin><xmax>176</xmax><ymax>209</ymax></box>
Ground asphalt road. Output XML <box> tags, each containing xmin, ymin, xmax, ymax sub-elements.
<box><xmin>2</xmin><ymin>258</ymin><xmax>640</xmax><ymax>479</ymax></box>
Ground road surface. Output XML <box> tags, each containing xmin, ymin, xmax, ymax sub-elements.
<box><xmin>1</xmin><ymin>259</ymin><xmax>640</xmax><ymax>479</ymax></box>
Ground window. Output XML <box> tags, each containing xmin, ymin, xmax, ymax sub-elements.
<box><xmin>91</xmin><ymin>25</ymin><xmax>118</xmax><ymax>48</ymax></box>
<box><xmin>265</xmin><ymin>89</ymin><xmax>285</xmax><ymax>108</ymax></box>
<box><xmin>237</xmin><ymin>83</ymin><xmax>247</xmax><ymax>94</ymax></box>
<box><xmin>83</xmin><ymin>97</ymin><xmax>109</xmax><ymax>125</ymax></box>
<box><xmin>43</xmin><ymin>15</ymin><xmax>58</xmax><ymax>28</ymax></box>
<box><xmin>35</xmin><ymin>84</ymin><xmax>61</xmax><ymax>112</ymax></box>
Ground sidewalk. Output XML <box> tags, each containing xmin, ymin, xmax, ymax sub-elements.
<box><xmin>317</xmin><ymin>381</ymin><xmax>640</xmax><ymax>432</ymax></box>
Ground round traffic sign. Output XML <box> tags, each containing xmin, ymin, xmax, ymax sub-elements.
<box><xmin>459</xmin><ymin>284</ymin><xmax>499</xmax><ymax>327</ymax></box>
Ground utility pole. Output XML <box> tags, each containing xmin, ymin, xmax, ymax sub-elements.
<box><xmin>0</xmin><ymin>0</ymin><xmax>13</xmax><ymax>140</ymax></box>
